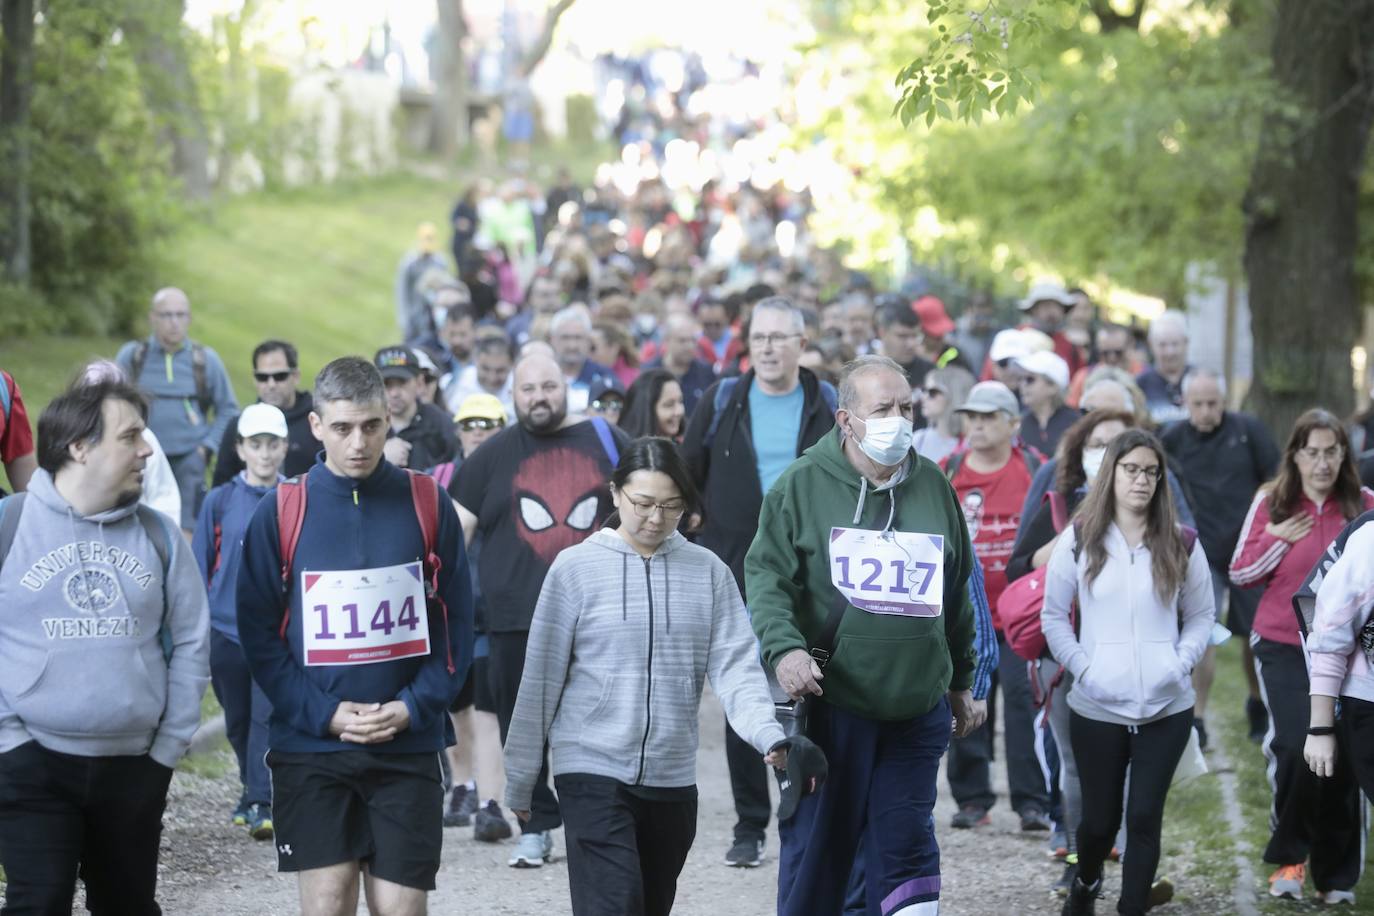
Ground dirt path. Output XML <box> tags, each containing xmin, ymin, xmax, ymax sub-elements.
<box><xmin>150</xmin><ymin>693</ymin><xmax>1236</xmax><ymax>914</ymax></box>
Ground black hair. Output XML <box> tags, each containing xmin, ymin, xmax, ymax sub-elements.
<box><xmin>38</xmin><ymin>377</ymin><xmax>148</xmax><ymax>474</ymax></box>
<box><xmin>473</xmin><ymin>330</ymin><xmax>517</xmax><ymax>359</ymax></box>
<box><xmin>607</xmin><ymin>437</ymin><xmax>701</xmax><ymax>525</ymax></box>
<box><xmin>253</xmin><ymin>339</ymin><xmax>298</xmax><ymax>370</ymax></box>
<box><xmin>743</xmin><ymin>283</ymin><xmax>777</xmax><ymax>306</ymax></box>
<box><xmin>876</xmin><ymin>302</ymin><xmax>920</xmax><ymax>331</ymax></box>
<box><xmin>620</xmin><ymin>369</ymin><xmax>679</xmax><ymax>438</ymax></box>
<box><xmin>445</xmin><ymin>302</ymin><xmax>476</xmax><ymax>325</ymax></box>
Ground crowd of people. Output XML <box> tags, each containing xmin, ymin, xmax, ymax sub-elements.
<box><xmin>2</xmin><ymin>158</ymin><xmax>1374</xmax><ymax>916</ymax></box>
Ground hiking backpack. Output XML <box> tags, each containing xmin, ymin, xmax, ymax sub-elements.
<box><xmin>129</xmin><ymin>341</ymin><xmax>213</xmax><ymax>417</ymax></box>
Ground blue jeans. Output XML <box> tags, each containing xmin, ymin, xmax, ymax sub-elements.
<box><xmin>210</xmin><ymin>628</ymin><xmax>273</xmax><ymax>805</ymax></box>
<box><xmin>778</xmin><ymin>698</ymin><xmax>951</xmax><ymax>916</ymax></box>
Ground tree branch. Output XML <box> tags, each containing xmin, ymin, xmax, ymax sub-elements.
<box><xmin>520</xmin><ymin>0</ymin><xmax>576</xmax><ymax>77</ymax></box>
<box><xmin>1091</xmin><ymin>0</ymin><xmax>1144</xmax><ymax>33</ymax></box>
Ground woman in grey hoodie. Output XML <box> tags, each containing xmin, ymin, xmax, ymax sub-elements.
<box><xmin>504</xmin><ymin>437</ymin><xmax>789</xmax><ymax>915</ymax></box>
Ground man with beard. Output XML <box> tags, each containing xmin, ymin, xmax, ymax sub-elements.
<box><xmin>453</xmin><ymin>352</ymin><xmax>629</xmax><ymax>868</ymax></box>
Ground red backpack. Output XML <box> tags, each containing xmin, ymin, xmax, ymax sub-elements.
<box><xmin>275</xmin><ymin>468</ymin><xmax>455</xmax><ymax>674</ymax></box>
<box><xmin>1000</xmin><ymin>491</ymin><xmax>1073</xmax><ymax>662</ymax></box>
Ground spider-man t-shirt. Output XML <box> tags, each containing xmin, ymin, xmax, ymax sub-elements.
<box><xmin>452</xmin><ymin>419</ymin><xmax>627</xmax><ymax>632</ymax></box>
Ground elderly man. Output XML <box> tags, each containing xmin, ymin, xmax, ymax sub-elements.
<box><xmin>548</xmin><ymin>304</ymin><xmax>617</xmax><ymax>414</ymax></box>
<box><xmin>746</xmin><ymin>354</ymin><xmax>979</xmax><ymax>915</ymax></box>
<box><xmin>117</xmin><ymin>287</ymin><xmax>239</xmax><ymax>533</ymax></box>
<box><xmin>1137</xmin><ymin>311</ymin><xmax>1193</xmax><ymax>425</ymax></box>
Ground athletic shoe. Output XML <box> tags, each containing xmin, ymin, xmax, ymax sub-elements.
<box><xmin>231</xmin><ymin>794</ymin><xmax>251</xmax><ymax>827</ymax></box>
<box><xmin>724</xmin><ymin>837</ymin><xmax>764</xmax><ymax>868</ymax></box>
<box><xmin>1061</xmin><ymin>870</ymin><xmax>1100</xmax><ymax>916</ymax></box>
<box><xmin>1269</xmin><ymin>863</ymin><xmax>1306</xmax><ymax>899</ymax></box>
<box><xmin>1147</xmin><ymin>876</ymin><xmax>1174</xmax><ymax>910</ymax></box>
<box><xmin>950</xmin><ymin>805</ymin><xmax>991</xmax><ymax>829</ymax></box>
<box><xmin>1194</xmin><ymin>719</ymin><xmax>1209</xmax><ymax>751</ymax></box>
<box><xmin>248</xmin><ymin>803</ymin><xmax>274</xmax><ymax>841</ymax></box>
<box><xmin>1047</xmin><ymin>830</ymin><xmax>1069</xmax><ymax>859</ymax></box>
<box><xmin>1248</xmin><ymin>697</ymin><xmax>1269</xmax><ymax>743</ymax></box>
<box><xmin>443</xmin><ymin>783</ymin><xmax>479</xmax><ymax>828</ymax></box>
<box><xmin>1020</xmin><ymin>807</ymin><xmax>1053</xmax><ymax>832</ymax></box>
<box><xmin>508</xmin><ymin>830</ymin><xmax>553</xmax><ymax>868</ymax></box>
<box><xmin>1317</xmin><ymin>889</ymin><xmax>1356</xmax><ymax>906</ymax></box>
<box><xmin>473</xmin><ymin>801</ymin><xmax>513</xmax><ymax>842</ymax></box>
<box><xmin>1053</xmin><ymin>856</ymin><xmax>1079</xmax><ymax>897</ymax></box>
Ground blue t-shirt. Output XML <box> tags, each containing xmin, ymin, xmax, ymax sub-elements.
<box><xmin>749</xmin><ymin>383</ymin><xmax>804</xmax><ymax>494</ymax></box>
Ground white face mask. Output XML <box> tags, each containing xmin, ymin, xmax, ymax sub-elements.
<box><xmin>854</xmin><ymin>414</ymin><xmax>914</xmax><ymax>467</ymax></box>
<box><xmin>1082</xmin><ymin>447</ymin><xmax>1106</xmax><ymax>482</ymax></box>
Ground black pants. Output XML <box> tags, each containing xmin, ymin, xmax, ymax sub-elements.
<box><xmin>946</xmin><ymin>633</ymin><xmax>1052</xmax><ymax>814</ymax></box>
<box><xmin>556</xmin><ymin>774</ymin><xmax>697</xmax><ymax>916</ymax></box>
<box><xmin>489</xmin><ymin>629</ymin><xmax>561</xmax><ymax>833</ymax></box>
<box><xmin>1340</xmin><ymin>695</ymin><xmax>1374</xmax><ymax>802</ymax></box>
<box><xmin>725</xmin><ymin>722</ymin><xmax>770</xmax><ymax>842</ymax></box>
<box><xmin>1253</xmin><ymin>638</ymin><xmax>1363</xmax><ymax>891</ymax></box>
<box><xmin>210</xmin><ymin>629</ymin><xmax>272</xmax><ymax>805</ymax></box>
<box><xmin>0</xmin><ymin>742</ymin><xmax>173</xmax><ymax>915</ymax></box>
<box><xmin>1071</xmin><ymin>709</ymin><xmax>1193</xmax><ymax>916</ymax></box>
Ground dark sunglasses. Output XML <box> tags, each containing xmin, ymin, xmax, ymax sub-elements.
<box><xmin>458</xmin><ymin>418</ymin><xmax>504</xmax><ymax>432</ymax></box>
<box><xmin>253</xmin><ymin>371</ymin><xmax>292</xmax><ymax>383</ymax></box>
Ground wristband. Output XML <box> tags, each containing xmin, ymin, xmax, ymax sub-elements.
<box><xmin>1307</xmin><ymin>725</ymin><xmax>1335</xmax><ymax>736</ymax></box>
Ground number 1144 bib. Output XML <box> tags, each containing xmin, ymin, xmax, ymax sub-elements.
<box><xmin>302</xmin><ymin>562</ymin><xmax>431</xmax><ymax>666</ymax></box>
<box><xmin>829</xmin><ymin>527</ymin><xmax>945</xmax><ymax>617</ymax></box>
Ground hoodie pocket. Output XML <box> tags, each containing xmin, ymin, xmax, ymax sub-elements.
<box><xmin>579</xmin><ymin>674</ymin><xmax>646</xmax><ymax>755</ymax></box>
<box><xmin>11</xmin><ymin>646</ymin><xmax>166</xmax><ymax>739</ymax></box>
<box><xmin>1140</xmin><ymin>639</ymin><xmax>1186</xmax><ymax>703</ymax></box>
<box><xmin>1082</xmin><ymin>641</ymin><xmax>1136</xmax><ymax>705</ymax></box>
<box><xmin>645</xmin><ymin>675</ymin><xmax>699</xmax><ymax>757</ymax></box>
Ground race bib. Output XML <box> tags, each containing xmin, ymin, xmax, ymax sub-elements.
<box><xmin>828</xmin><ymin>527</ymin><xmax>945</xmax><ymax>617</ymax></box>
<box><xmin>301</xmin><ymin>562</ymin><xmax>431</xmax><ymax>666</ymax></box>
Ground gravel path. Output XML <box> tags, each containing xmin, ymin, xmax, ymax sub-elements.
<box><xmin>132</xmin><ymin>694</ymin><xmax>1238</xmax><ymax>914</ymax></box>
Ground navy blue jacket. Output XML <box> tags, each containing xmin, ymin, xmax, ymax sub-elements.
<box><xmin>193</xmin><ymin>472</ymin><xmax>276</xmax><ymax>642</ymax></box>
<box><xmin>236</xmin><ymin>456</ymin><xmax>473</xmax><ymax>754</ymax></box>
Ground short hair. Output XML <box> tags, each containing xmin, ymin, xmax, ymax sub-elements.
<box><xmin>1181</xmin><ymin>367</ymin><xmax>1227</xmax><ymax>399</ymax></box>
<box><xmin>473</xmin><ymin>329</ymin><xmax>516</xmax><ymax>360</ymax></box>
<box><xmin>751</xmin><ymin>296</ymin><xmax>806</xmax><ymax>334</ymax></box>
<box><xmin>876</xmin><ymin>302</ymin><xmax>920</xmax><ymax>332</ymax></box>
<box><xmin>1095</xmin><ymin>323</ymin><xmax>1130</xmax><ymax>343</ymax></box>
<box><xmin>253</xmin><ymin>339</ymin><xmax>298</xmax><ymax>370</ymax></box>
<box><xmin>1147</xmin><ymin>310</ymin><xmax>1189</xmax><ymax>342</ymax></box>
<box><xmin>38</xmin><ymin>378</ymin><xmax>148</xmax><ymax>474</ymax></box>
<box><xmin>838</xmin><ymin>355</ymin><xmax>908</xmax><ymax>411</ymax></box>
<box><xmin>743</xmin><ymin>283</ymin><xmax>777</xmax><ymax>307</ymax></box>
<box><xmin>314</xmin><ymin>356</ymin><xmax>384</xmax><ymax>407</ymax></box>
<box><xmin>444</xmin><ymin>302</ymin><xmax>476</xmax><ymax>325</ymax></box>
<box><xmin>550</xmin><ymin>304</ymin><xmax>593</xmax><ymax>334</ymax></box>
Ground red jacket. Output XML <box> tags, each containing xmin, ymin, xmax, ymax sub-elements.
<box><xmin>1229</xmin><ymin>487</ymin><xmax>1374</xmax><ymax>646</ymax></box>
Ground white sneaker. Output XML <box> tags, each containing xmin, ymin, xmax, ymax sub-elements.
<box><xmin>1318</xmin><ymin>889</ymin><xmax>1356</xmax><ymax>906</ymax></box>
<box><xmin>508</xmin><ymin>830</ymin><xmax>553</xmax><ymax>868</ymax></box>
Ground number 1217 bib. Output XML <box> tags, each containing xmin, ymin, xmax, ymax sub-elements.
<box><xmin>828</xmin><ymin>527</ymin><xmax>945</xmax><ymax>617</ymax></box>
<box><xmin>302</xmin><ymin>562</ymin><xmax>431</xmax><ymax>666</ymax></box>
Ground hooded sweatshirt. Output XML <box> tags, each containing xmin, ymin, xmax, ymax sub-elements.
<box><xmin>745</xmin><ymin>431</ymin><xmax>976</xmax><ymax>723</ymax></box>
<box><xmin>1305</xmin><ymin>514</ymin><xmax>1374</xmax><ymax>703</ymax></box>
<box><xmin>192</xmin><ymin>471</ymin><xmax>277</xmax><ymax>642</ymax></box>
<box><xmin>503</xmin><ymin>529</ymin><xmax>785</xmax><ymax>811</ymax></box>
<box><xmin>0</xmin><ymin>470</ymin><xmax>210</xmax><ymax>767</ymax></box>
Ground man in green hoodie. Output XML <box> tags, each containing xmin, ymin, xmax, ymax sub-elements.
<box><xmin>745</xmin><ymin>354</ymin><xmax>982</xmax><ymax>916</ymax></box>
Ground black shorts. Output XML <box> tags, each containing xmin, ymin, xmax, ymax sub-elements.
<box><xmin>1226</xmin><ymin>582</ymin><xmax>1263</xmax><ymax>635</ymax></box>
<box><xmin>266</xmin><ymin>749</ymin><xmax>444</xmax><ymax>890</ymax></box>
<box><xmin>447</xmin><ymin>656</ymin><xmax>494</xmax><ymax>714</ymax></box>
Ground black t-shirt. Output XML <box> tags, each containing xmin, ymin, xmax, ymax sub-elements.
<box><xmin>391</xmin><ymin>402</ymin><xmax>458</xmax><ymax>471</ymax></box>
<box><xmin>452</xmin><ymin>419</ymin><xmax>628</xmax><ymax>632</ymax></box>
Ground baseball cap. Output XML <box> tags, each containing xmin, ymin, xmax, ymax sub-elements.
<box><xmin>955</xmin><ymin>381</ymin><xmax>1020</xmax><ymax>417</ymax></box>
<box><xmin>773</xmin><ymin>734</ymin><xmax>829</xmax><ymax>821</ymax></box>
<box><xmin>454</xmin><ymin>393</ymin><xmax>507</xmax><ymax>424</ymax></box>
<box><xmin>912</xmin><ymin>296</ymin><xmax>955</xmax><ymax>338</ymax></box>
<box><xmin>1015</xmin><ymin>350</ymin><xmax>1070</xmax><ymax>391</ymax></box>
<box><xmin>589</xmin><ymin>377</ymin><xmax>627</xmax><ymax>404</ymax></box>
<box><xmin>375</xmin><ymin>346</ymin><xmax>420</xmax><ymax>380</ymax></box>
<box><xmin>413</xmin><ymin>347</ymin><xmax>441</xmax><ymax>380</ymax></box>
<box><xmin>237</xmin><ymin>403</ymin><xmax>288</xmax><ymax>439</ymax></box>
<box><xmin>1018</xmin><ymin>282</ymin><xmax>1076</xmax><ymax>312</ymax></box>
<box><xmin>988</xmin><ymin>329</ymin><xmax>1030</xmax><ymax>364</ymax></box>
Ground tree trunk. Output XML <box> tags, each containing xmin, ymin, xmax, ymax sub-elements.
<box><xmin>122</xmin><ymin>0</ymin><xmax>212</xmax><ymax>201</ymax></box>
<box><xmin>429</xmin><ymin>0</ymin><xmax>470</xmax><ymax>156</ymax></box>
<box><xmin>520</xmin><ymin>0</ymin><xmax>576</xmax><ymax>78</ymax></box>
<box><xmin>1242</xmin><ymin>0</ymin><xmax>1374</xmax><ymax>437</ymax></box>
<box><xmin>0</xmin><ymin>0</ymin><xmax>35</xmax><ymax>284</ymax></box>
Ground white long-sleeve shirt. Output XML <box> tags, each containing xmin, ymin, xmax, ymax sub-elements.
<box><xmin>1307</xmin><ymin>521</ymin><xmax>1374</xmax><ymax>703</ymax></box>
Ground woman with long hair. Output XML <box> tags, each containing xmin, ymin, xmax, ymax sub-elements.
<box><xmin>619</xmin><ymin>369</ymin><xmax>686</xmax><ymax>441</ymax></box>
<box><xmin>1041</xmin><ymin>429</ymin><xmax>1213</xmax><ymax>916</ymax></box>
<box><xmin>911</xmin><ymin>365</ymin><xmax>976</xmax><ymax>463</ymax></box>
<box><xmin>1229</xmin><ymin>408</ymin><xmax>1374</xmax><ymax>905</ymax></box>
<box><xmin>502</xmin><ymin>438</ymin><xmax>801</xmax><ymax>915</ymax></box>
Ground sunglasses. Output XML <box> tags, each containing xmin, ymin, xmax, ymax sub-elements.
<box><xmin>253</xmin><ymin>371</ymin><xmax>292</xmax><ymax>383</ymax></box>
<box><xmin>459</xmin><ymin>418</ymin><xmax>504</xmax><ymax>432</ymax></box>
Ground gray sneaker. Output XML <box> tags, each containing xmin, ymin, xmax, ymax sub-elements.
<box><xmin>508</xmin><ymin>830</ymin><xmax>553</xmax><ymax>868</ymax></box>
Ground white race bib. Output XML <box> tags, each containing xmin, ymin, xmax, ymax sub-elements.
<box><xmin>301</xmin><ymin>562</ymin><xmax>431</xmax><ymax>666</ymax></box>
<box><xmin>828</xmin><ymin>527</ymin><xmax>945</xmax><ymax>617</ymax></box>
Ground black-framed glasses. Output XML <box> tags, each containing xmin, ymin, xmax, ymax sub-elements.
<box><xmin>459</xmin><ymin>418</ymin><xmax>504</xmax><ymax>432</ymax></box>
<box><xmin>1117</xmin><ymin>462</ymin><xmax>1162</xmax><ymax>482</ymax></box>
<box><xmin>625</xmin><ymin>496</ymin><xmax>687</xmax><ymax>520</ymax></box>
<box><xmin>253</xmin><ymin>371</ymin><xmax>292</xmax><ymax>383</ymax></box>
<box><xmin>747</xmin><ymin>332</ymin><xmax>802</xmax><ymax>349</ymax></box>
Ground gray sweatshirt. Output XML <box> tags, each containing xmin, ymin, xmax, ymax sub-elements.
<box><xmin>115</xmin><ymin>336</ymin><xmax>238</xmax><ymax>458</ymax></box>
<box><xmin>504</xmin><ymin>529</ymin><xmax>785</xmax><ymax>810</ymax></box>
<box><xmin>0</xmin><ymin>471</ymin><xmax>210</xmax><ymax>766</ymax></box>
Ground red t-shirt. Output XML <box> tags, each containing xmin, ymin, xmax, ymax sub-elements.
<box><xmin>0</xmin><ymin>371</ymin><xmax>34</xmax><ymax>465</ymax></box>
<box><xmin>943</xmin><ymin>448</ymin><xmax>1034</xmax><ymax>627</ymax></box>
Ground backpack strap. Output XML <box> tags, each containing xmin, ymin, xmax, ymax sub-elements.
<box><xmin>133</xmin><ymin>505</ymin><xmax>175</xmax><ymax>661</ymax></box>
<box><xmin>191</xmin><ymin>343</ymin><xmax>211</xmax><ymax>415</ymax></box>
<box><xmin>0</xmin><ymin>371</ymin><xmax>12</xmax><ymax>422</ymax></box>
<box><xmin>275</xmin><ymin>471</ymin><xmax>310</xmax><ymax>640</ymax></box>
<box><xmin>817</xmin><ymin>380</ymin><xmax>838</xmax><ymax>416</ymax></box>
<box><xmin>1047</xmin><ymin>490</ymin><xmax>1069</xmax><ymax>532</ymax></box>
<box><xmin>407</xmin><ymin>470</ymin><xmax>455</xmax><ymax>674</ymax></box>
<box><xmin>0</xmin><ymin>492</ymin><xmax>28</xmax><ymax>577</ymax></box>
<box><xmin>589</xmin><ymin>416</ymin><xmax>620</xmax><ymax>467</ymax></box>
<box><xmin>431</xmin><ymin>461</ymin><xmax>456</xmax><ymax>490</ymax></box>
<box><xmin>703</xmin><ymin>377</ymin><xmax>741</xmax><ymax>450</ymax></box>
<box><xmin>943</xmin><ymin>450</ymin><xmax>964</xmax><ymax>481</ymax></box>
<box><xmin>129</xmin><ymin>341</ymin><xmax>149</xmax><ymax>385</ymax></box>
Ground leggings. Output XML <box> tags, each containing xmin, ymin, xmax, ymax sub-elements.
<box><xmin>1070</xmin><ymin>708</ymin><xmax>1193</xmax><ymax>916</ymax></box>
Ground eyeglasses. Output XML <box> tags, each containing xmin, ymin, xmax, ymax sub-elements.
<box><xmin>1117</xmin><ymin>462</ymin><xmax>1162</xmax><ymax>482</ymax></box>
<box><xmin>1297</xmin><ymin>445</ymin><xmax>1344</xmax><ymax>464</ymax></box>
<box><xmin>153</xmin><ymin>311</ymin><xmax>190</xmax><ymax>322</ymax></box>
<box><xmin>590</xmin><ymin>398</ymin><xmax>623</xmax><ymax>412</ymax></box>
<box><xmin>625</xmin><ymin>496</ymin><xmax>687</xmax><ymax>520</ymax></box>
<box><xmin>459</xmin><ymin>418</ymin><xmax>504</xmax><ymax>432</ymax></box>
<box><xmin>747</xmin><ymin>332</ymin><xmax>802</xmax><ymax>349</ymax></box>
<box><xmin>253</xmin><ymin>371</ymin><xmax>293</xmax><ymax>383</ymax></box>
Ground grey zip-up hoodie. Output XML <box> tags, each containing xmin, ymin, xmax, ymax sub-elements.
<box><xmin>0</xmin><ymin>470</ymin><xmax>210</xmax><ymax>766</ymax></box>
<box><xmin>504</xmin><ymin>529</ymin><xmax>785</xmax><ymax>810</ymax></box>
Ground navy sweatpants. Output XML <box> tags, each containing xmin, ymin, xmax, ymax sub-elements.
<box><xmin>778</xmin><ymin>698</ymin><xmax>950</xmax><ymax>916</ymax></box>
<box><xmin>210</xmin><ymin>629</ymin><xmax>272</xmax><ymax>805</ymax></box>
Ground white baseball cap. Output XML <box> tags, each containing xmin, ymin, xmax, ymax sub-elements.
<box><xmin>988</xmin><ymin>329</ymin><xmax>1030</xmax><ymax>363</ymax></box>
<box><xmin>237</xmin><ymin>403</ymin><xmax>288</xmax><ymax>439</ymax></box>
<box><xmin>1019</xmin><ymin>282</ymin><xmax>1077</xmax><ymax>312</ymax></box>
<box><xmin>1015</xmin><ymin>350</ymin><xmax>1070</xmax><ymax>391</ymax></box>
